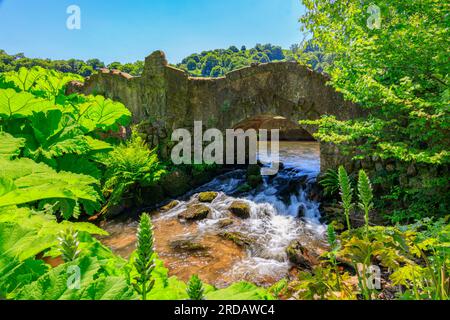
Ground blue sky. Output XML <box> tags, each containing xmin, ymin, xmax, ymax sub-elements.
<box><xmin>0</xmin><ymin>0</ymin><xmax>306</xmax><ymax>64</ymax></box>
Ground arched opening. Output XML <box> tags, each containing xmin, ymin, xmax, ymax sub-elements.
<box><xmin>233</xmin><ymin>114</ymin><xmax>316</xmax><ymax>141</ymax></box>
<box><xmin>231</xmin><ymin>114</ymin><xmax>320</xmax><ymax>174</ymax></box>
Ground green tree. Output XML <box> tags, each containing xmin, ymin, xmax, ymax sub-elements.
<box><xmin>201</xmin><ymin>54</ymin><xmax>219</xmax><ymax>77</ymax></box>
<box><xmin>108</xmin><ymin>61</ymin><xmax>122</xmax><ymax>70</ymax></box>
<box><xmin>300</xmin><ymin>0</ymin><xmax>449</xmax><ymax>218</ymax></box>
<box><xmin>186</xmin><ymin>59</ymin><xmax>197</xmax><ymax>71</ymax></box>
<box><xmin>86</xmin><ymin>58</ymin><xmax>105</xmax><ymax>70</ymax></box>
<box><xmin>229</xmin><ymin>45</ymin><xmax>239</xmax><ymax>53</ymax></box>
<box><xmin>210</xmin><ymin>65</ymin><xmax>223</xmax><ymax>77</ymax></box>
<box><xmin>79</xmin><ymin>65</ymin><xmax>94</xmax><ymax>77</ymax></box>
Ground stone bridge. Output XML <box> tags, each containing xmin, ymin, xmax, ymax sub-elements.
<box><xmin>68</xmin><ymin>51</ymin><xmax>362</xmax><ymax>172</ymax></box>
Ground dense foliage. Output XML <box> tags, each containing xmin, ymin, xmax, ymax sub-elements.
<box><xmin>176</xmin><ymin>42</ymin><xmax>333</xmax><ymax>77</ymax></box>
<box><xmin>281</xmin><ymin>169</ymin><xmax>449</xmax><ymax>300</ymax></box>
<box><xmin>0</xmin><ymin>66</ymin><xmax>274</xmax><ymax>300</ymax></box>
<box><xmin>300</xmin><ymin>0</ymin><xmax>449</xmax><ymax>221</ymax></box>
<box><xmin>0</xmin><ymin>50</ymin><xmax>144</xmax><ymax>77</ymax></box>
<box><xmin>1</xmin><ymin>42</ymin><xmax>329</xmax><ymax>79</ymax></box>
<box><xmin>177</xmin><ymin>43</ymin><xmax>289</xmax><ymax>77</ymax></box>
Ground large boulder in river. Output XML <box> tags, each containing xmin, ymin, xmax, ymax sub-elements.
<box><xmin>286</xmin><ymin>240</ymin><xmax>319</xmax><ymax>270</ymax></box>
<box><xmin>198</xmin><ymin>192</ymin><xmax>218</xmax><ymax>203</ymax></box>
<box><xmin>228</xmin><ymin>201</ymin><xmax>251</xmax><ymax>219</ymax></box>
<box><xmin>178</xmin><ymin>204</ymin><xmax>210</xmax><ymax>221</ymax></box>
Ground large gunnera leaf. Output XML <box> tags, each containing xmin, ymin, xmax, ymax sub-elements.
<box><xmin>23</xmin><ymin>109</ymin><xmax>91</xmax><ymax>162</ymax></box>
<box><xmin>0</xmin><ymin>89</ymin><xmax>57</xmax><ymax>119</ymax></box>
<box><xmin>0</xmin><ymin>206</ymin><xmax>107</xmax><ymax>260</ymax></box>
<box><xmin>0</xmin><ymin>157</ymin><xmax>102</xmax><ymax>212</ymax></box>
<box><xmin>0</xmin><ymin>132</ymin><xmax>25</xmax><ymax>160</ymax></box>
<box><xmin>0</xmin><ymin>67</ymin><xmax>46</xmax><ymax>92</ymax></box>
<box><xmin>75</xmin><ymin>95</ymin><xmax>131</xmax><ymax>132</ymax></box>
<box><xmin>14</xmin><ymin>256</ymin><xmax>137</xmax><ymax>300</ymax></box>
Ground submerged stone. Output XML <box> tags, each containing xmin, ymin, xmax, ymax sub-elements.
<box><xmin>169</xmin><ymin>238</ymin><xmax>209</xmax><ymax>252</ymax></box>
<box><xmin>219</xmin><ymin>231</ymin><xmax>255</xmax><ymax>247</ymax></box>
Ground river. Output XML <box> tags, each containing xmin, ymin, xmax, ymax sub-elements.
<box><xmin>100</xmin><ymin>141</ymin><xmax>327</xmax><ymax>287</ymax></box>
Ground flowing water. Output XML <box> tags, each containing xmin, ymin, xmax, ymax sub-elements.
<box><xmin>100</xmin><ymin>141</ymin><xmax>327</xmax><ymax>287</ymax></box>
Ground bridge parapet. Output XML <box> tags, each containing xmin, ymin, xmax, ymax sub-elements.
<box><xmin>67</xmin><ymin>50</ymin><xmax>364</xmax><ymax>172</ymax></box>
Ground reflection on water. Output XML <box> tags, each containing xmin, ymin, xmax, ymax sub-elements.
<box><xmin>259</xmin><ymin>141</ymin><xmax>320</xmax><ymax>175</ymax></box>
<box><xmin>100</xmin><ymin>141</ymin><xmax>326</xmax><ymax>287</ymax></box>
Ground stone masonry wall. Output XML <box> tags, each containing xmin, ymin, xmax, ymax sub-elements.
<box><xmin>67</xmin><ymin>50</ymin><xmax>364</xmax><ymax>173</ymax></box>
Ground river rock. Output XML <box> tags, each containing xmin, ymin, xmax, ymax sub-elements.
<box><xmin>297</xmin><ymin>204</ymin><xmax>307</xmax><ymax>218</ymax></box>
<box><xmin>161</xmin><ymin>200</ymin><xmax>180</xmax><ymax>212</ymax></box>
<box><xmin>198</xmin><ymin>191</ymin><xmax>218</xmax><ymax>203</ymax></box>
<box><xmin>228</xmin><ymin>201</ymin><xmax>251</xmax><ymax>219</ymax></box>
<box><xmin>286</xmin><ymin>240</ymin><xmax>319</xmax><ymax>270</ymax></box>
<box><xmin>178</xmin><ymin>204</ymin><xmax>210</xmax><ymax>221</ymax></box>
<box><xmin>169</xmin><ymin>238</ymin><xmax>209</xmax><ymax>252</ymax></box>
<box><xmin>217</xmin><ymin>218</ymin><xmax>234</xmax><ymax>228</ymax></box>
<box><xmin>219</xmin><ymin>231</ymin><xmax>255</xmax><ymax>247</ymax></box>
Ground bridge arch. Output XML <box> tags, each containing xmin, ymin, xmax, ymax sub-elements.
<box><xmin>67</xmin><ymin>50</ymin><xmax>363</xmax><ymax>172</ymax></box>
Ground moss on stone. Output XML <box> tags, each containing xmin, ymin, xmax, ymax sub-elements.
<box><xmin>285</xmin><ymin>240</ymin><xmax>319</xmax><ymax>270</ymax></box>
<box><xmin>169</xmin><ymin>239</ymin><xmax>209</xmax><ymax>252</ymax></box>
<box><xmin>228</xmin><ymin>201</ymin><xmax>251</xmax><ymax>219</ymax></box>
<box><xmin>217</xmin><ymin>218</ymin><xmax>234</xmax><ymax>228</ymax></box>
<box><xmin>178</xmin><ymin>204</ymin><xmax>210</xmax><ymax>221</ymax></box>
<box><xmin>198</xmin><ymin>191</ymin><xmax>218</xmax><ymax>203</ymax></box>
<box><xmin>160</xmin><ymin>200</ymin><xmax>180</xmax><ymax>212</ymax></box>
<box><xmin>219</xmin><ymin>232</ymin><xmax>254</xmax><ymax>247</ymax></box>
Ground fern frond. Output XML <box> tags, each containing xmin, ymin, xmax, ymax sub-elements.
<box><xmin>358</xmin><ymin>170</ymin><xmax>374</xmax><ymax>232</ymax></box>
<box><xmin>338</xmin><ymin>166</ymin><xmax>353</xmax><ymax>230</ymax></box>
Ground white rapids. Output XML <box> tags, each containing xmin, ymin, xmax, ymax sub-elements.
<box><xmin>154</xmin><ymin>141</ymin><xmax>327</xmax><ymax>284</ymax></box>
